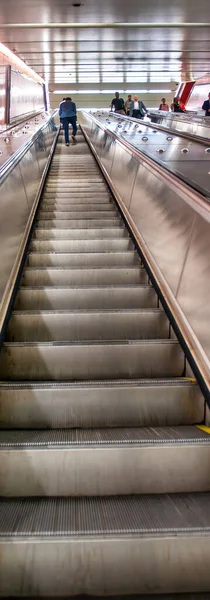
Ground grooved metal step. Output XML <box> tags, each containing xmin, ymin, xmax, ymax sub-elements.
<box><xmin>40</xmin><ymin>203</ymin><xmax>115</xmax><ymax>211</ymax></box>
<box><xmin>0</xmin><ymin>340</ymin><xmax>184</xmax><ymax>380</ymax></box>
<box><xmin>37</xmin><ymin>210</ymin><xmax>117</xmax><ymax>219</ymax></box>
<box><xmin>14</xmin><ymin>285</ymin><xmax>157</xmax><ymax>310</ymax></box>
<box><xmin>7</xmin><ymin>309</ymin><xmax>169</xmax><ymax>342</ymax></box>
<box><xmin>1</xmin><ymin>493</ymin><xmax>210</xmax><ymax>535</ymax></box>
<box><xmin>21</xmin><ymin>266</ymin><xmax>147</xmax><ymax>286</ymax></box>
<box><xmin>0</xmin><ymin>495</ymin><xmax>210</xmax><ymax>595</ymax></box>
<box><xmin>0</xmin><ymin>380</ymin><xmax>203</xmax><ymax>429</ymax></box>
<box><xmin>0</xmin><ymin>426</ymin><xmax>209</xmax><ymax>496</ymax></box>
<box><xmin>26</xmin><ymin>251</ymin><xmax>139</xmax><ymax>267</ymax></box>
<box><xmin>36</xmin><ymin>218</ymin><xmax>121</xmax><ymax>229</ymax></box>
<box><xmin>42</xmin><ymin>193</ymin><xmax>112</xmax><ymax>202</ymax></box>
<box><xmin>33</xmin><ymin>227</ymin><xmax>128</xmax><ymax>240</ymax></box>
<box><xmin>29</xmin><ymin>238</ymin><xmax>133</xmax><ymax>252</ymax></box>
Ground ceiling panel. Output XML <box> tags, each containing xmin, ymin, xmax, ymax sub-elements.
<box><xmin>0</xmin><ymin>0</ymin><xmax>210</xmax><ymax>88</ymax></box>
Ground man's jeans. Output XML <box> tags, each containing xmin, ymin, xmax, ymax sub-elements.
<box><xmin>62</xmin><ymin>116</ymin><xmax>77</xmax><ymax>143</ymax></box>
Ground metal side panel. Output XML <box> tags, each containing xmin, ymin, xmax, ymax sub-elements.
<box><xmin>0</xmin><ymin>380</ymin><xmax>204</xmax><ymax>429</ymax></box>
<box><xmin>0</xmin><ymin>340</ymin><xmax>184</xmax><ymax>381</ymax></box>
<box><xmin>6</xmin><ymin>310</ymin><xmax>169</xmax><ymax>342</ymax></box>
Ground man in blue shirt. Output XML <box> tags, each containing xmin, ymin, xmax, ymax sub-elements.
<box><xmin>202</xmin><ymin>93</ymin><xmax>210</xmax><ymax>117</ymax></box>
<box><xmin>59</xmin><ymin>97</ymin><xmax>77</xmax><ymax>146</ymax></box>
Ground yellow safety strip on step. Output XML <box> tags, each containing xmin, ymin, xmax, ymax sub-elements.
<box><xmin>197</xmin><ymin>425</ymin><xmax>210</xmax><ymax>435</ymax></box>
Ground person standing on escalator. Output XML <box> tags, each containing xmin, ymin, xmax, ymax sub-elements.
<box><xmin>59</xmin><ymin>97</ymin><xmax>77</xmax><ymax>146</ymax></box>
<box><xmin>110</xmin><ymin>92</ymin><xmax>126</xmax><ymax>114</ymax></box>
<box><xmin>129</xmin><ymin>95</ymin><xmax>147</xmax><ymax>119</ymax></box>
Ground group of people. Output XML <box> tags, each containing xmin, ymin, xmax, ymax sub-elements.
<box><xmin>159</xmin><ymin>97</ymin><xmax>186</xmax><ymax>112</ymax></box>
<box><xmin>110</xmin><ymin>92</ymin><xmax>187</xmax><ymax>118</ymax></box>
<box><xmin>110</xmin><ymin>92</ymin><xmax>147</xmax><ymax>119</ymax></box>
<box><xmin>59</xmin><ymin>90</ymin><xmax>210</xmax><ymax>148</ymax></box>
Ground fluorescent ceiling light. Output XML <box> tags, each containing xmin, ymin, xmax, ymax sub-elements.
<box><xmin>124</xmin><ymin>89</ymin><xmax>148</xmax><ymax>93</ymax></box>
<box><xmin>147</xmin><ymin>89</ymin><xmax>171</xmax><ymax>93</ymax></box>
<box><xmin>53</xmin><ymin>88</ymin><xmax>172</xmax><ymax>95</ymax></box>
<box><xmin>0</xmin><ymin>42</ymin><xmax>44</xmax><ymax>84</ymax></box>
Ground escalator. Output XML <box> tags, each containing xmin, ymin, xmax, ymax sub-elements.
<box><xmin>0</xmin><ymin>129</ymin><xmax>210</xmax><ymax>596</ymax></box>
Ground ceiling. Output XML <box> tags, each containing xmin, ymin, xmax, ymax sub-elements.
<box><xmin>0</xmin><ymin>0</ymin><xmax>210</xmax><ymax>90</ymax></box>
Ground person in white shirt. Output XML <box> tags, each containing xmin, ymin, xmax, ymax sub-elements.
<box><xmin>129</xmin><ymin>95</ymin><xmax>147</xmax><ymax>119</ymax></box>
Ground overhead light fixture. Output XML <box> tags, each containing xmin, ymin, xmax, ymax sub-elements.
<box><xmin>147</xmin><ymin>89</ymin><xmax>171</xmax><ymax>93</ymax></box>
<box><xmin>0</xmin><ymin>42</ymin><xmax>44</xmax><ymax>84</ymax></box>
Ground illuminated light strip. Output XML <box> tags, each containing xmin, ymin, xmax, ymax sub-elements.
<box><xmin>1</xmin><ymin>22</ymin><xmax>210</xmax><ymax>28</ymax></box>
<box><xmin>53</xmin><ymin>89</ymin><xmax>172</xmax><ymax>94</ymax></box>
<box><xmin>0</xmin><ymin>42</ymin><xmax>44</xmax><ymax>84</ymax></box>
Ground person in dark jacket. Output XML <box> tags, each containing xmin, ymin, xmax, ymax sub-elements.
<box><xmin>171</xmin><ymin>97</ymin><xmax>185</xmax><ymax>113</ymax></box>
<box><xmin>110</xmin><ymin>92</ymin><xmax>125</xmax><ymax>114</ymax></box>
<box><xmin>202</xmin><ymin>93</ymin><xmax>210</xmax><ymax>116</ymax></box>
<box><xmin>129</xmin><ymin>95</ymin><xmax>147</xmax><ymax>119</ymax></box>
<box><xmin>59</xmin><ymin>97</ymin><xmax>77</xmax><ymax>146</ymax></box>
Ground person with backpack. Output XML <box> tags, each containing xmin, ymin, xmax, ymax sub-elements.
<box><xmin>59</xmin><ymin>97</ymin><xmax>77</xmax><ymax>146</ymax></box>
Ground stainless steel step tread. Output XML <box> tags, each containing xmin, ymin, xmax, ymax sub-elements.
<box><xmin>27</xmin><ymin>251</ymin><xmax>137</xmax><ymax>257</ymax></box>
<box><xmin>27</xmin><ymin>253</ymin><xmax>139</xmax><ymax>267</ymax></box>
<box><xmin>3</xmin><ymin>339</ymin><xmax>178</xmax><ymax>347</ymax></box>
<box><xmin>33</xmin><ymin>228</ymin><xmax>128</xmax><ymax>239</ymax></box>
<box><xmin>39</xmin><ymin>205</ymin><xmax>115</xmax><ymax>210</ymax></box>
<box><xmin>11</xmin><ymin>308</ymin><xmax>162</xmax><ymax>315</ymax></box>
<box><xmin>35</xmin><ymin>220</ymin><xmax>122</xmax><ymax>229</ymax></box>
<box><xmin>1</xmin><ymin>493</ymin><xmax>210</xmax><ymax>536</ymax></box>
<box><xmin>0</xmin><ymin>378</ymin><xmax>197</xmax><ymax>390</ymax></box>
<box><xmin>7</xmin><ymin>309</ymin><xmax>168</xmax><ymax>342</ymax></box>
<box><xmin>29</xmin><ymin>239</ymin><xmax>132</xmax><ymax>253</ymax></box>
<box><xmin>23</xmin><ymin>266</ymin><xmax>143</xmax><ymax>272</ymax></box>
<box><xmin>0</xmin><ymin>339</ymin><xmax>183</xmax><ymax>380</ymax></box>
<box><xmin>0</xmin><ymin>426</ymin><xmax>207</xmax><ymax>446</ymax></box>
<box><xmin>37</xmin><ymin>212</ymin><xmax>118</xmax><ymax>219</ymax></box>
<box><xmin>0</xmin><ymin>378</ymin><xmax>202</xmax><ymax>429</ymax></box>
<box><xmin>17</xmin><ymin>284</ymin><xmax>150</xmax><ymax>289</ymax></box>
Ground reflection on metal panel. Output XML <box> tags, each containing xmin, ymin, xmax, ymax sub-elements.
<box><xmin>177</xmin><ymin>213</ymin><xmax>210</xmax><ymax>359</ymax></box>
<box><xmin>111</xmin><ymin>142</ymin><xmax>139</xmax><ymax>208</ymax></box>
<box><xmin>0</xmin><ymin>117</ymin><xmax>57</xmax><ymax>311</ymax></box>
<box><xmin>0</xmin><ymin>54</ymin><xmax>7</xmax><ymax>125</ymax></box>
<box><xmin>101</xmin><ymin>133</ymin><xmax>115</xmax><ymax>175</ymax></box>
<box><xmin>81</xmin><ymin>109</ymin><xmax>210</xmax><ymax>387</ymax></box>
<box><xmin>19</xmin><ymin>145</ymin><xmax>40</xmax><ymax>210</ymax></box>
<box><xmin>0</xmin><ymin>166</ymin><xmax>28</xmax><ymax>299</ymax></box>
<box><xmin>10</xmin><ymin>70</ymin><xmax>44</xmax><ymax>122</ymax></box>
<box><xmin>149</xmin><ymin>110</ymin><xmax>210</xmax><ymax>141</ymax></box>
<box><xmin>130</xmin><ymin>163</ymin><xmax>196</xmax><ymax>296</ymax></box>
